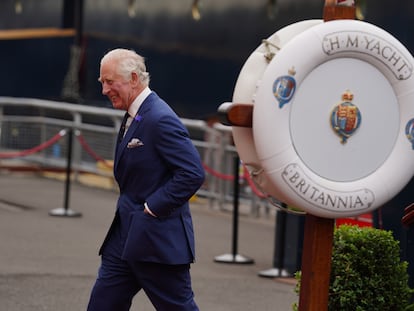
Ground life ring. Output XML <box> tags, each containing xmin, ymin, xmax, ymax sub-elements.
<box><xmin>253</xmin><ymin>19</ymin><xmax>414</xmax><ymax>218</ymax></box>
<box><xmin>231</xmin><ymin>20</ymin><xmax>322</xmax><ymax>198</ymax></box>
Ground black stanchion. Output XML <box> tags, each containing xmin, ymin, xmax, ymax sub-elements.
<box><xmin>258</xmin><ymin>208</ymin><xmax>291</xmax><ymax>277</ymax></box>
<box><xmin>49</xmin><ymin>128</ymin><xmax>82</xmax><ymax>217</ymax></box>
<box><xmin>214</xmin><ymin>156</ymin><xmax>254</xmax><ymax>264</ymax></box>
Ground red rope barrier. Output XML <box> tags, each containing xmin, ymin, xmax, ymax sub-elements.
<box><xmin>76</xmin><ymin>132</ymin><xmax>113</xmax><ymax>168</ymax></box>
<box><xmin>202</xmin><ymin>163</ymin><xmax>234</xmax><ymax>181</ymax></box>
<box><xmin>0</xmin><ymin>130</ymin><xmax>66</xmax><ymax>159</ymax></box>
<box><xmin>202</xmin><ymin>161</ymin><xmax>267</xmax><ymax>199</ymax></box>
<box><xmin>0</xmin><ymin>127</ymin><xmax>266</xmax><ymax>199</ymax></box>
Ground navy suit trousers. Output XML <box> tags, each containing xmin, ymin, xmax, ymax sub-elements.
<box><xmin>87</xmin><ymin>220</ymin><xmax>199</xmax><ymax>311</ymax></box>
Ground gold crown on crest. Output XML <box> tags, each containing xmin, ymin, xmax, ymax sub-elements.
<box><xmin>341</xmin><ymin>89</ymin><xmax>354</xmax><ymax>101</ymax></box>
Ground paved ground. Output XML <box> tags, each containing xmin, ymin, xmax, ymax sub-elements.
<box><xmin>0</xmin><ymin>172</ymin><xmax>298</xmax><ymax>311</ymax></box>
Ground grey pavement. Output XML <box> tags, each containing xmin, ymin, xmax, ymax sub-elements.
<box><xmin>0</xmin><ymin>172</ymin><xmax>298</xmax><ymax>311</ymax></box>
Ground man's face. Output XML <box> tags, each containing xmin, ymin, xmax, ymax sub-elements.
<box><xmin>99</xmin><ymin>60</ymin><xmax>134</xmax><ymax>111</ymax></box>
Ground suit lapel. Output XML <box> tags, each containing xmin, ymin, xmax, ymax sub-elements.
<box><xmin>114</xmin><ymin>93</ymin><xmax>155</xmax><ymax>171</ymax></box>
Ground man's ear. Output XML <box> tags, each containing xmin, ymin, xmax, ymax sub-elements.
<box><xmin>130</xmin><ymin>72</ymin><xmax>139</xmax><ymax>86</ymax></box>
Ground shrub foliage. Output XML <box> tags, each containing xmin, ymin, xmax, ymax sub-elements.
<box><xmin>294</xmin><ymin>225</ymin><xmax>413</xmax><ymax>310</ymax></box>
<box><xmin>329</xmin><ymin>225</ymin><xmax>412</xmax><ymax>310</ymax></box>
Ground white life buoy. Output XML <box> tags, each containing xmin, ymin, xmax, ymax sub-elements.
<box><xmin>231</xmin><ymin>20</ymin><xmax>322</xmax><ymax>198</ymax></box>
<box><xmin>253</xmin><ymin>19</ymin><xmax>414</xmax><ymax>218</ymax></box>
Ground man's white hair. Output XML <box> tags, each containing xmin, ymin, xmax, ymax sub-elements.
<box><xmin>101</xmin><ymin>48</ymin><xmax>150</xmax><ymax>86</ymax></box>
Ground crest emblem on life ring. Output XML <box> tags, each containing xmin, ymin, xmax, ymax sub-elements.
<box><xmin>272</xmin><ymin>67</ymin><xmax>296</xmax><ymax>108</ymax></box>
<box><xmin>405</xmin><ymin>118</ymin><xmax>414</xmax><ymax>149</ymax></box>
<box><xmin>330</xmin><ymin>90</ymin><xmax>362</xmax><ymax>144</ymax></box>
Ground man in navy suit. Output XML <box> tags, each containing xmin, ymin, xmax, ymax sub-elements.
<box><xmin>87</xmin><ymin>48</ymin><xmax>205</xmax><ymax>311</ymax></box>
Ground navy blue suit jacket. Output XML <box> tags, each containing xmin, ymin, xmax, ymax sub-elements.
<box><xmin>101</xmin><ymin>92</ymin><xmax>205</xmax><ymax>265</ymax></box>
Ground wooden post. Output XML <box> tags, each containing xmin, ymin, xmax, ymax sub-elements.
<box><xmin>298</xmin><ymin>215</ymin><xmax>334</xmax><ymax>310</ymax></box>
<box><xmin>323</xmin><ymin>4</ymin><xmax>356</xmax><ymax>21</ymax></box>
<box><xmin>217</xmin><ymin>2</ymin><xmax>357</xmax><ymax>310</ymax></box>
<box><xmin>297</xmin><ymin>2</ymin><xmax>356</xmax><ymax>310</ymax></box>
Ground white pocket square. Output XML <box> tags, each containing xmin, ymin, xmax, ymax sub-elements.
<box><xmin>127</xmin><ymin>138</ymin><xmax>144</xmax><ymax>148</ymax></box>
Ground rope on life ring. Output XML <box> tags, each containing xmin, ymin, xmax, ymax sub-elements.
<box><xmin>253</xmin><ymin>19</ymin><xmax>414</xmax><ymax>218</ymax></box>
<box><xmin>229</xmin><ymin>20</ymin><xmax>322</xmax><ymax>209</ymax></box>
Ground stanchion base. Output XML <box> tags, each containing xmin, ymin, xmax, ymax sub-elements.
<box><xmin>49</xmin><ymin>207</ymin><xmax>82</xmax><ymax>217</ymax></box>
<box><xmin>214</xmin><ymin>253</ymin><xmax>254</xmax><ymax>264</ymax></box>
<box><xmin>258</xmin><ymin>268</ymin><xmax>292</xmax><ymax>278</ymax></box>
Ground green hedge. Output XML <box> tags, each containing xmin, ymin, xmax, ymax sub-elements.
<box><xmin>294</xmin><ymin>225</ymin><xmax>414</xmax><ymax>311</ymax></box>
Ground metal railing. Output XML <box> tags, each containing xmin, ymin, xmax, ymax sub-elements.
<box><xmin>0</xmin><ymin>96</ymin><xmax>271</xmax><ymax>216</ymax></box>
